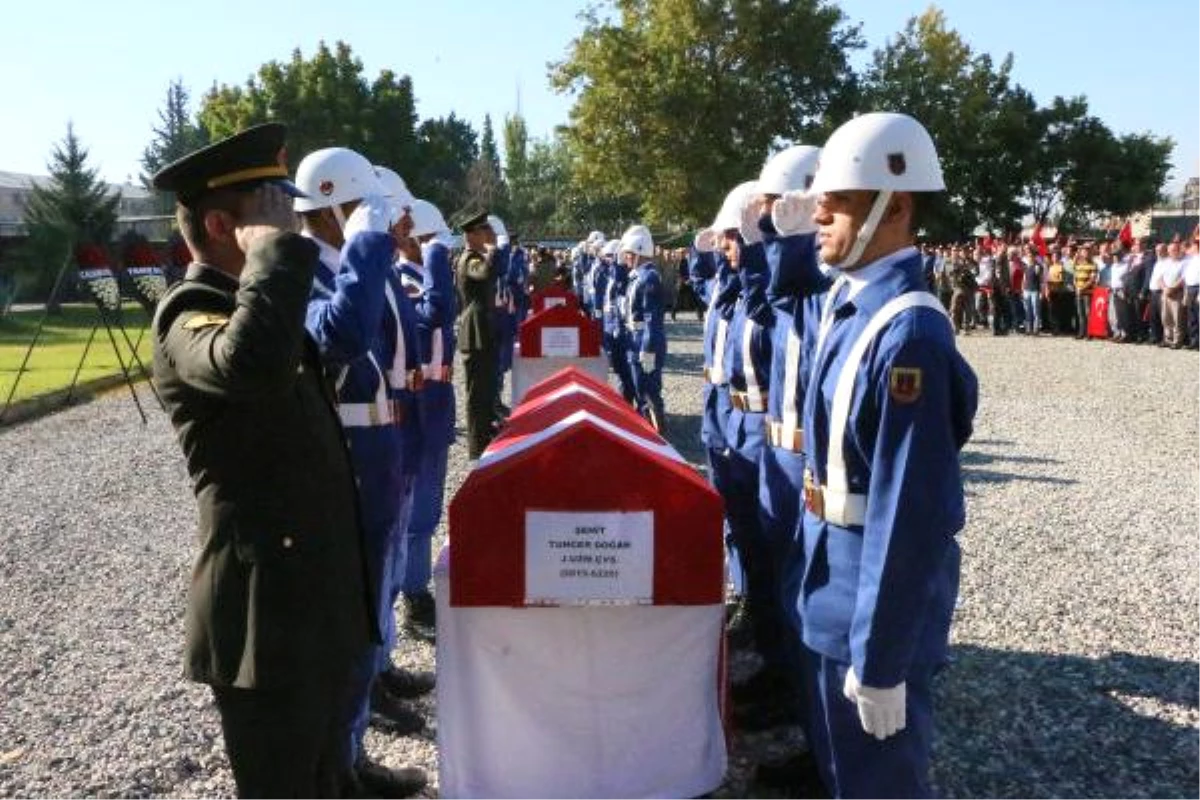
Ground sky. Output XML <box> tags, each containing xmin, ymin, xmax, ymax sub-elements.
<box><xmin>3</xmin><ymin>0</ymin><xmax>1196</xmax><ymax>194</ymax></box>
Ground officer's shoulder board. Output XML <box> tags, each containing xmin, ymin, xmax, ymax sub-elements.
<box><xmin>181</xmin><ymin>312</ymin><xmax>230</xmax><ymax>331</ymax></box>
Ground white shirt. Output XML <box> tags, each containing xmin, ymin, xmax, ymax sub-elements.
<box><xmin>842</xmin><ymin>246</ymin><xmax>917</xmax><ymax>301</ymax></box>
<box><xmin>1109</xmin><ymin>257</ymin><xmax>1128</xmax><ymax>290</ymax></box>
<box><xmin>1158</xmin><ymin>257</ymin><xmax>1184</xmax><ymax>289</ymax></box>
<box><xmin>1149</xmin><ymin>257</ymin><xmax>1170</xmax><ymax>291</ymax></box>
<box><xmin>1183</xmin><ymin>255</ymin><xmax>1200</xmax><ymax>287</ymax></box>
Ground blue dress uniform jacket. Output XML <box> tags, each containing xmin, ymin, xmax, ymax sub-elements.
<box><xmin>697</xmin><ymin>254</ymin><xmax>740</xmax><ymax>451</ymax></box>
<box><xmin>152</xmin><ymin>233</ymin><xmax>376</xmax><ymax>691</ymax></box>
<box><xmin>508</xmin><ymin>245</ymin><xmax>530</xmax><ymax>324</ymax></box>
<box><xmin>591</xmin><ymin>256</ymin><xmax>611</xmax><ymax>323</ymax></box>
<box><xmin>799</xmin><ymin>248</ymin><xmax>977</xmax><ymax>685</ymax></box>
<box><xmin>625</xmin><ymin>260</ymin><xmax>667</xmax><ymax>424</ymax></box>
<box><xmin>602</xmin><ymin>261</ymin><xmax>637</xmax><ymax>403</ymax></box>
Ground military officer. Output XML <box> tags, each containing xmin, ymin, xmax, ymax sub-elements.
<box><xmin>455</xmin><ymin>211</ymin><xmax>503</xmax><ymax>458</ymax></box>
<box><xmin>294</xmin><ymin>149</ymin><xmax>428</xmax><ymax>798</ymax></box>
<box><xmin>620</xmin><ymin>225</ymin><xmax>667</xmax><ymax>430</ymax></box>
<box><xmin>150</xmin><ymin>123</ymin><xmax>383</xmax><ymax>798</ymax></box>
<box><xmin>797</xmin><ymin>113</ymin><xmax>978</xmax><ymax>797</ymax></box>
<box><xmin>395</xmin><ymin>199</ymin><xmax>457</xmax><ymax>641</ymax></box>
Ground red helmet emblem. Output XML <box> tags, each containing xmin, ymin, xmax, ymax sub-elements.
<box><xmin>319</xmin><ymin>180</ymin><xmax>335</xmax><ymax>196</ymax></box>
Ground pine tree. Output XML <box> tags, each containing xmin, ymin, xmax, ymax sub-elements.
<box><xmin>21</xmin><ymin>123</ymin><xmax>120</xmax><ymax>310</ymax></box>
<box><xmin>141</xmin><ymin>79</ymin><xmax>209</xmax><ymax>211</ymax></box>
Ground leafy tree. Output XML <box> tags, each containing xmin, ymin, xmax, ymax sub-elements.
<box><xmin>861</xmin><ymin>7</ymin><xmax>1041</xmax><ymax>239</ymax></box>
<box><xmin>140</xmin><ymin>79</ymin><xmax>209</xmax><ymax>211</ymax></box>
<box><xmin>20</xmin><ymin>124</ymin><xmax>120</xmax><ymax>309</ymax></box>
<box><xmin>199</xmin><ymin>41</ymin><xmax>420</xmax><ymax>181</ymax></box>
<box><xmin>414</xmin><ymin>113</ymin><xmax>478</xmax><ymax>219</ymax></box>
<box><xmin>551</xmin><ymin>0</ymin><xmax>862</xmax><ymax>226</ymax></box>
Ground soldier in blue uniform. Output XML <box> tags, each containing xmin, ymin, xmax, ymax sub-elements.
<box><xmin>620</xmin><ymin>225</ymin><xmax>667</xmax><ymax>430</ymax></box>
<box><xmin>489</xmin><ymin>215</ymin><xmax>516</xmax><ymax>419</ymax></box>
<box><xmin>294</xmin><ymin>149</ymin><xmax>427</xmax><ymax>798</ymax></box>
<box><xmin>394</xmin><ymin>198</ymin><xmax>457</xmax><ymax>642</ymax></box>
<box><xmin>599</xmin><ymin>240</ymin><xmax>637</xmax><ymax>404</ymax></box>
<box><xmin>508</xmin><ymin>234</ymin><xmax>531</xmax><ymax>325</ymax></box>
<box><xmin>796</xmin><ymin>113</ymin><xmax>978</xmax><ymax>797</ymax></box>
<box><xmin>589</xmin><ymin>239</ymin><xmax>613</xmax><ymax>330</ymax></box>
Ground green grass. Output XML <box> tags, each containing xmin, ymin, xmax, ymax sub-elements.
<box><xmin>0</xmin><ymin>303</ymin><xmax>154</xmax><ymax>405</ymax></box>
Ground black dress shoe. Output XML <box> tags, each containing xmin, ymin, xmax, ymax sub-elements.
<box><xmin>355</xmin><ymin>759</ymin><xmax>427</xmax><ymax>799</ymax></box>
<box><xmin>369</xmin><ymin>684</ymin><xmax>425</xmax><ymax>736</ymax></box>
<box><xmin>753</xmin><ymin>751</ymin><xmax>829</xmax><ymax>797</ymax></box>
<box><xmin>402</xmin><ymin>591</ymin><xmax>437</xmax><ymax>642</ymax></box>
<box><xmin>379</xmin><ymin>664</ymin><xmax>435</xmax><ymax>699</ymax></box>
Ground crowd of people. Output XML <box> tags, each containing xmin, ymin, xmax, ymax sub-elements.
<box><xmin>921</xmin><ymin>236</ymin><xmax>1200</xmax><ymax>348</ymax></box>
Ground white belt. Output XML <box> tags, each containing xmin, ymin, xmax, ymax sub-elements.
<box><xmin>766</xmin><ymin>418</ymin><xmax>804</xmax><ymax>452</ymax></box>
<box><xmin>338</xmin><ymin>401</ymin><xmax>395</xmax><ymax>428</ymax></box>
<box><xmin>422</xmin><ymin>363</ymin><xmax>452</xmax><ymax>382</ymax></box>
<box><xmin>630</xmin><ymin>320</ymin><xmax>645</xmax><ymax>332</ymax></box>
<box><xmin>730</xmin><ymin>390</ymin><xmax>767</xmax><ymax>413</ymax></box>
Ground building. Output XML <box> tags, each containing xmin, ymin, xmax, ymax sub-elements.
<box><xmin>0</xmin><ymin>170</ymin><xmax>162</xmax><ymax>237</ymax></box>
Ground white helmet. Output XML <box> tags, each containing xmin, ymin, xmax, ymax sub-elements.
<box><xmin>586</xmin><ymin>230</ymin><xmax>605</xmax><ymax>245</ymax></box>
<box><xmin>711</xmin><ymin>180</ymin><xmax>759</xmax><ymax>232</ymax></box>
<box><xmin>619</xmin><ymin>224</ymin><xmax>654</xmax><ymax>258</ymax></box>
<box><xmin>293</xmin><ymin>147</ymin><xmax>385</xmax><ymax>212</ymax></box>
<box><xmin>758</xmin><ymin>145</ymin><xmax>821</xmax><ymax>195</ymax></box>
<box><xmin>410</xmin><ymin>199</ymin><xmax>449</xmax><ymax>238</ymax></box>
<box><xmin>810</xmin><ymin>112</ymin><xmax>944</xmax><ymax>195</ymax></box>
<box><xmin>811</xmin><ymin>112</ymin><xmax>943</xmax><ymax>269</ymax></box>
<box><xmin>374</xmin><ymin>166</ymin><xmax>416</xmax><ymax>215</ymax></box>
<box><xmin>601</xmin><ymin>239</ymin><xmax>620</xmax><ymax>258</ymax></box>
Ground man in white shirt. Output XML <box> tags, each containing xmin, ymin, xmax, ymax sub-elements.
<box><xmin>1108</xmin><ymin>246</ymin><xmax>1130</xmax><ymax>341</ymax></box>
<box><xmin>1159</xmin><ymin>241</ymin><xmax>1186</xmax><ymax>348</ymax></box>
<box><xmin>1182</xmin><ymin>239</ymin><xmax>1200</xmax><ymax>349</ymax></box>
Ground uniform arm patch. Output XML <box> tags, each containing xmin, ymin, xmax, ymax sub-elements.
<box><xmin>888</xmin><ymin>366</ymin><xmax>922</xmax><ymax>404</ymax></box>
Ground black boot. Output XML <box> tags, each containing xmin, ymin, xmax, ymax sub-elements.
<box><xmin>753</xmin><ymin>751</ymin><xmax>829</xmax><ymax>797</ymax></box>
<box><xmin>368</xmin><ymin>684</ymin><xmax>425</xmax><ymax>736</ymax></box>
<box><xmin>725</xmin><ymin>596</ymin><xmax>753</xmax><ymax>651</ymax></box>
<box><xmin>402</xmin><ymin>591</ymin><xmax>437</xmax><ymax>642</ymax></box>
<box><xmin>354</xmin><ymin>758</ymin><xmax>427</xmax><ymax>799</ymax></box>
<box><xmin>378</xmin><ymin>663</ymin><xmax>435</xmax><ymax>699</ymax></box>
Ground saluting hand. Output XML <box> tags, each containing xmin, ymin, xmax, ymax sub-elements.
<box><xmin>234</xmin><ymin>184</ymin><xmax>298</xmax><ymax>253</ymax></box>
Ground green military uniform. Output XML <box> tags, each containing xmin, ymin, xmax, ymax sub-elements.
<box><xmin>151</xmin><ymin>123</ymin><xmax>377</xmax><ymax>799</ymax></box>
<box><xmin>455</xmin><ymin>222</ymin><xmax>499</xmax><ymax>458</ymax></box>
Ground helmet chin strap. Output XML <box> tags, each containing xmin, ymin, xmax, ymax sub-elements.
<box><xmin>838</xmin><ymin>190</ymin><xmax>892</xmax><ymax>271</ymax></box>
<box><xmin>331</xmin><ymin>202</ymin><xmax>348</xmax><ymax>231</ymax></box>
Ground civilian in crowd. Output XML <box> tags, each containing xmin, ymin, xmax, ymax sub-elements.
<box><xmin>1146</xmin><ymin>242</ymin><xmax>1169</xmax><ymax>345</ymax></box>
<box><xmin>1020</xmin><ymin>244</ymin><xmax>1044</xmax><ymax>335</ymax></box>
<box><xmin>1160</xmin><ymin>240</ymin><xmax>1187</xmax><ymax>348</ymax></box>
<box><xmin>1183</xmin><ymin>239</ymin><xmax>1200</xmax><ymax>349</ymax></box>
<box><xmin>1072</xmin><ymin>244</ymin><xmax>1098</xmax><ymax>339</ymax></box>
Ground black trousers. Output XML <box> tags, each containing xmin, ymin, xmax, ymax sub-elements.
<box><xmin>1186</xmin><ymin>285</ymin><xmax>1199</xmax><ymax>346</ymax></box>
<box><xmin>1149</xmin><ymin>291</ymin><xmax>1164</xmax><ymax>343</ymax></box>
<box><xmin>211</xmin><ymin>663</ymin><xmax>352</xmax><ymax>798</ymax></box>
<box><xmin>462</xmin><ymin>347</ymin><xmax>497</xmax><ymax>459</ymax></box>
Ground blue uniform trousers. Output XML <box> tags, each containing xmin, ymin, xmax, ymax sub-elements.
<box><xmin>338</xmin><ymin>433</ymin><xmax>411</xmax><ymax>772</ymax></box>
<box><xmin>605</xmin><ymin>331</ymin><xmax>637</xmax><ymax>404</ymax></box>
<box><xmin>400</xmin><ymin>443</ymin><xmax>449</xmax><ymax>596</ymax></box>
<box><xmin>628</xmin><ymin>350</ymin><xmax>665</xmax><ymax>425</ymax></box>
<box><xmin>724</xmin><ymin>428</ymin><xmax>787</xmax><ymax>669</ymax></box>
<box><xmin>807</xmin><ymin>649</ymin><xmax>936</xmax><ymax>799</ymax></box>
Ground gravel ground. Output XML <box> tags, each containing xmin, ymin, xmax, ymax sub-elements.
<box><xmin>0</xmin><ymin>320</ymin><xmax>1196</xmax><ymax>798</ymax></box>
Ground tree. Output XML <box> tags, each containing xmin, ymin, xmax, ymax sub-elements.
<box><xmin>465</xmin><ymin>114</ymin><xmax>508</xmax><ymax>216</ymax></box>
<box><xmin>199</xmin><ymin>41</ymin><xmax>421</xmax><ymax>182</ymax></box>
<box><xmin>861</xmin><ymin>7</ymin><xmax>1041</xmax><ymax>239</ymax></box>
<box><xmin>140</xmin><ymin>79</ymin><xmax>209</xmax><ymax>210</ymax></box>
<box><xmin>20</xmin><ymin>123</ymin><xmax>120</xmax><ymax>309</ymax></box>
<box><xmin>414</xmin><ymin>114</ymin><xmax>478</xmax><ymax>219</ymax></box>
<box><xmin>551</xmin><ymin>0</ymin><xmax>862</xmax><ymax>226</ymax></box>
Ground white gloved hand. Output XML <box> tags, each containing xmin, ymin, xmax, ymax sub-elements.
<box><xmin>343</xmin><ymin>194</ymin><xmax>395</xmax><ymax>241</ymax></box>
<box><xmin>843</xmin><ymin>667</ymin><xmax>906</xmax><ymax>740</ymax></box>
<box><xmin>497</xmin><ymin>235</ymin><xmax>510</xmax><ymax>248</ymax></box>
<box><xmin>739</xmin><ymin>195</ymin><xmax>764</xmax><ymax>246</ymax></box>
<box><xmin>693</xmin><ymin>229</ymin><xmax>717</xmax><ymax>253</ymax></box>
<box><xmin>772</xmin><ymin>190</ymin><xmax>819</xmax><ymax>236</ymax></box>
<box><xmin>487</xmin><ymin>214</ymin><xmax>508</xmax><ymax>240</ymax></box>
<box><xmin>638</xmin><ymin>350</ymin><xmax>656</xmax><ymax>373</ymax></box>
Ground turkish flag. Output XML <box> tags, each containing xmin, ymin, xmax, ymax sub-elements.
<box><xmin>1032</xmin><ymin>222</ymin><xmax>1049</xmax><ymax>260</ymax></box>
<box><xmin>1118</xmin><ymin>221</ymin><xmax>1133</xmax><ymax>248</ymax></box>
<box><xmin>1088</xmin><ymin>287</ymin><xmax>1111</xmax><ymax>339</ymax></box>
